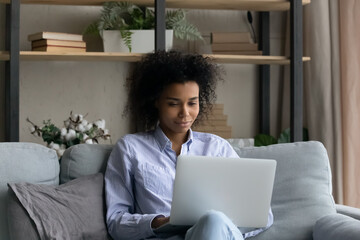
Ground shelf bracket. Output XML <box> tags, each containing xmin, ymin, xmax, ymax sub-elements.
<box><xmin>5</xmin><ymin>0</ymin><xmax>20</xmax><ymax>142</ymax></box>
<box><xmin>155</xmin><ymin>0</ymin><xmax>166</xmax><ymax>51</ymax></box>
<box><xmin>290</xmin><ymin>0</ymin><xmax>303</xmax><ymax>142</ymax></box>
<box><xmin>259</xmin><ymin>12</ymin><xmax>270</xmax><ymax>135</ymax></box>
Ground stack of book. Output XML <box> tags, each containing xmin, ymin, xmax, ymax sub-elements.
<box><xmin>28</xmin><ymin>32</ymin><xmax>86</xmax><ymax>53</ymax></box>
<box><xmin>210</xmin><ymin>32</ymin><xmax>262</xmax><ymax>55</ymax></box>
<box><xmin>192</xmin><ymin>104</ymin><xmax>232</xmax><ymax>139</ymax></box>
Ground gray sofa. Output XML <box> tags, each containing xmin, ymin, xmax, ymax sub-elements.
<box><xmin>1</xmin><ymin>141</ymin><xmax>360</xmax><ymax>240</ymax></box>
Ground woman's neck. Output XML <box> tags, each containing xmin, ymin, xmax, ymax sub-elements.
<box><xmin>160</xmin><ymin>127</ymin><xmax>189</xmax><ymax>155</ymax></box>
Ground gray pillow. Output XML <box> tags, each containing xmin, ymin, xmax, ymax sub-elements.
<box><xmin>313</xmin><ymin>213</ymin><xmax>360</xmax><ymax>240</ymax></box>
<box><xmin>60</xmin><ymin>144</ymin><xmax>113</xmax><ymax>184</ymax></box>
<box><xmin>8</xmin><ymin>173</ymin><xmax>110</xmax><ymax>240</ymax></box>
<box><xmin>231</xmin><ymin>141</ymin><xmax>336</xmax><ymax>240</ymax></box>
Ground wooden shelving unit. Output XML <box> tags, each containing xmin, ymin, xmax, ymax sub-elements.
<box><xmin>1</xmin><ymin>0</ymin><xmax>310</xmax><ymax>10</ymax></box>
<box><xmin>0</xmin><ymin>51</ymin><xmax>310</xmax><ymax>64</ymax></box>
<box><xmin>2</xmin><ymin>0</ymin><xmax>310</xmax><ymax>142</ymax></box>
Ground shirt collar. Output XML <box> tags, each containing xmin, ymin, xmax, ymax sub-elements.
<box><xmin>154</xmin><ymin>125</ymin><xmax>194</xmax><ymax>152</ymax></box>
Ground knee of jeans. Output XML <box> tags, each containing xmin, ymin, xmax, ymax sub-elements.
<box><xmin>198</xmin><ymin>210</ymin><xmax>228</xmax><ymax>226</ymax></box>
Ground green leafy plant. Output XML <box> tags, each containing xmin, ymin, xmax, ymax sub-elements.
<box><xmin>27</xmin><ymin>112</ymin><xmax>111</xmax><ymax>158</ymax></box>
<box><xmin>254</xmin><ymin>128</ymin><xmax>309</xmax><ymax>146</ymax></box>
<box><xmin>84</xmin><ymin>1</ymin><xmax>203</xmax><ymax>52</ymax></box>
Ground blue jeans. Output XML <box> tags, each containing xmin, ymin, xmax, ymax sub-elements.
<box><xmin>184</xmin><ymin>210</ymin><xmax>244</xmax><ymax>240</ymax></box>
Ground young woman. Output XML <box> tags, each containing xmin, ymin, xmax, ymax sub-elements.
<box><xmin>105</xmin><ymin>51</ymin><xmax>273</xmax><ymax>240</ymax></box>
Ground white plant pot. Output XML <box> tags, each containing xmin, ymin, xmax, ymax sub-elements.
<box><xmin>102</xmin><ymin>29</ymin><xmax>174</xmax><ymax>53</ymax></box>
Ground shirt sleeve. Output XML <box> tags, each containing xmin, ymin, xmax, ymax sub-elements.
<box><xmin>218</xmin><ymin>138</ymin><xmax>240</xmax><ymax>158</ymax></box>
<box><xmin>105</xmin><ymin>138</ymin><xmax>159</xmax><ymax>240</ymax></box>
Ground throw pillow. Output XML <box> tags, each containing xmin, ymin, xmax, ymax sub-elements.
<box><xmin>8</xmin><ymin>173</ymin><xmax>110</xmax><ymax>240</ymax></box>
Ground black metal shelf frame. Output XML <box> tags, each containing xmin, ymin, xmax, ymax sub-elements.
<box><xmin>4</xmin><ymin>0</ymin><xmax>304</xmax><ymax>142</ymax></box>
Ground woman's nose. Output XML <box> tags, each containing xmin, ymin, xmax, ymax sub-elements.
<box><xmin>178</xmin><ymin>105</ymin><xmax>189</xmax><ymax>117</ymax></box>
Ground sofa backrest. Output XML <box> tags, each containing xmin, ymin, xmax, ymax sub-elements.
<box><xmin>0</xmin><ymin>142</ymin><xmax>59</xmax><ymax>240</ymax></box>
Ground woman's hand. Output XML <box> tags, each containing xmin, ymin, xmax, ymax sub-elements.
<box><xmin>151</xmin><ymin>216</ymin><xmax>170</xmax><ymax>229</ymax></box>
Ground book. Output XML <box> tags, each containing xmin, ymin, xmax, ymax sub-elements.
<box><xmin>28</xmin><ymin>32</ymin><xmax>83</xmax><ymax>42</ymax></box>
<box><xmin>211</xmin><ymin>32</ymin><xmax>252</xmax><ymax>44</ymax></box>
<box><xmin>32</xmin><ymin>46</ymin><xmax>86</xmax><ymax>52</ymax></box>
<box><xmin>211</xmin><ymin>43</ymin><xmax>258</xmax><ymax>51</ymax></box>
<box><xmin>32</xmin><ymin>39</ymin><xmax>86</xmax><ymax>48</ymax></box>
<box><xmin>212</xmin><ymin>50</ymin><xmax>263</xmax><ymax>55</ymax></box>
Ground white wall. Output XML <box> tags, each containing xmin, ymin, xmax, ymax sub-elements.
<box><xmin>0</xmin><ymin>5</ymin><xmax>286</xmax><ymax>143</ymax></box>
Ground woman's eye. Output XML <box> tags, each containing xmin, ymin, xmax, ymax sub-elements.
<box><xmin>168</xmin><ymin>103</ymin><xmax>178</xmax><ymax>106</ymax></box>
<box><xmin>188</xmin><ymin>102</ymin><xmax>198</xmax><ymax>106</ymax></box>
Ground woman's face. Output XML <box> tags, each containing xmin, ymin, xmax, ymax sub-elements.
<box><xmin>156</xmin><ymin>81</ymin><xmax>200</xmax><ymax>139</ymax></box>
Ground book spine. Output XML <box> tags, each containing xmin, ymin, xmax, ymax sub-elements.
<box><xmin>211</xmin><ymin>43</ymin><xmax>258</xmax><ymax>51</ymax></box>
<box><xmin>211</xmin><ymin>32</ymin><xmax>251</xmax><ymax>43</ymax></box>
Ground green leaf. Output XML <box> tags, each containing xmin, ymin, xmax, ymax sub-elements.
<box><xmin>278</xmin><ymin>127</ymin><xmax>309</xmax><ymax>143</ymax></box>
<box><xmin>278</xmin><ymin>128</ymin><xmax>290</xmax><ymax>143</ymax></box>
<box><xmin>254</xmin><ymin>134</ymin><xmax>278</xmax><ymax>146</ymax></box>
<box><xmin>120</xmin><ymin>30</ymin><xmax>133</xmax><ymax>52</ymax></box>
<box><xmin>83</xmin><ymin>22</ymin><xmax>100</xmax><ymax>35</ymax></box>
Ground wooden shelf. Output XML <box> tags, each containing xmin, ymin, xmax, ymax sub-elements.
<box><xmin>0</xmin><ymin>51</ymin><xmax>9</xmax><ymax>61</ymax></box>
<box><xmin>0</xmin><ymin>51</ymin><xmax>310</xmax><ymax>64</ymax></box>
<box><xmin>1</xmin><ymin>0</ymin><xmax>311</xmax><ymax>11</ymax></box>
<box><xmin>207</xmin><ymin>54</ymin><xmax>311</xmax><ymax>65</ymax></box>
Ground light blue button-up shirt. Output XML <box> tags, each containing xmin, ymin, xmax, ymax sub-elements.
<box><xmin>105</xmin><ymin>126</ymin><xmax>273</xmax><ymax>240</ymax></box>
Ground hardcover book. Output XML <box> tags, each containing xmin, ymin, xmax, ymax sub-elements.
<box><xmin>32</xmin><ymin>39</ymin><xmax>86</xmax><ymax>48</ymax></box>
<box><xmin>28</xmin><ymin>32</ymin><xmax>83</xmax><ymax>42</ymax></box>
<box><xmin>211</xmin><ymin>32</ymin><xmax>252</xmax><ymax>43</ymax></box>
<box><xmin>32</xmin><ymin>46</ymin><xmax>86</xmax><ymax>52</ymax></box>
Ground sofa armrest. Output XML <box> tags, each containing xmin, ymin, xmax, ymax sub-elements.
<box><xmin>336</xmin><ymin>204</ymin><xmax>360</xmax><ymax>220</ymax></box>
<box><xmin>313</xmin><ymin>213</ymin><xmax>360</xmax><ymax>240</ymax></box>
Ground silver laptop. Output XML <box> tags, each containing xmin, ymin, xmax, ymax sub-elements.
<box><xmin>155</xmin><ymin>155</ymin><xmax>276</xmax><ymax>233</ymax></box>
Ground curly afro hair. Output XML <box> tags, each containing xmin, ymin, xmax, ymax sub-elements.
<box><xmin>125</xmin><ymin>50</ymin><xmax>224</xmax><ymax>131</ymax></box>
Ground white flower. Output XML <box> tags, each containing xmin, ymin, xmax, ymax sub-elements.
<box><xmin>76</xmin><ymin>124</ymin><xmax>86</xmax><ymax>133</ymax></box>
<box><xmin>104</xmin><ymin>129</ymin><xmax>109</xmax><ymax>135</ymax></box>
<box><xmin>82</xmin><ymin>134</ymin><xmax>89</xmax><ymax>142</ymax></box>
<box><xmin>49</xmin><ymin>142</ymin><xmax>60</xmax><ymax>150</ymax></box>
<box><xmin>57</xmin><ymin>149</ymin><xmax>65</xmax><ymax>157</ymax></box>
<box><xmin>60</xmin><ymin>128</ymin><xmax>67</xmax><ymax>136</ymax></box>
<box><xmin>94</xmin><ymin>119</ymin><xmax>106</xmax><ymax>130</ymax></box>
<box><xmin>85</xmin><ymin>139</ymin><xmax>93</xmax><ymax>144</ymax></box>
<box><xmin>69</xmin><ymin>129</ymin><xmax>76</xmax><ymax>138</ymax></box>
<box><xmin>71</xmin><ymin>113</ymin><xmax>78</xmax><ymax>121</ymax></box>
<box><xmin>65</xmin><ymin>129</ymin><xmax>76</xmax><ymax>141</ymax></box>
<box><xmin>85</xmin><ymin>123</ymin><xmax>93</xmax><ymax>131</ymax></box>
<box><xmin>64</xmin><ymin>119</ymin><xmax>71</xmax><ymax>128</ymax></box>
<box><xmin>82</xmin><ymin>119</ymin><xmax>88</xmax><ymax>126</ymax></box>
<box><xmin>71</xmin><ymin>113</ymin><xmax>83</xmax><ymax>123</ymax></box>
<box><xmin>29</xmin><ymin>126</ymin><xmax>35</xmax><ymax>133</ymax></box>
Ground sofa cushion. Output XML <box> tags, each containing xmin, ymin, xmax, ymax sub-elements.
<box><xmin>0</xmin><ymin>142</ymin><xmax>59</xmax><ymax>240</ymax></box>
<box><xmin>7</xmin><ymin>188</ymin><xmax>40</xmax><ymax>240</ymax></box>
<box><xmin>60</xmin><ymin>144</ymin><xmax>113</xmax><ymax>184</ymax></box>
<box><xmin>8</xmin><ymin>173</ymin><xmax>110</xmax><ymax>240</ymax></box>
<box><xmin>231</xmin><ymin>141</ymin><xmax>336</xmax><ymax>240</ymax></box>
<box><xmin>313</xmin><ymin>213</ymin><xmax>360</xmax><ymax>240</ymax></box>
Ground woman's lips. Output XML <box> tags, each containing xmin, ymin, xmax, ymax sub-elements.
<box><xmin>175</xmin><ymin>121</ymin><xmax>192</xmax><ymax>127</ymax></box>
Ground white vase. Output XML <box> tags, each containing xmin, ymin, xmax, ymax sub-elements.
<box><xmin>102</xmin><ymin>29</ymin><xmax>174</xmax><ymax>53</ymax></box>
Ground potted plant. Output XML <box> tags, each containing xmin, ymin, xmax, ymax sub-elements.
<box><xmin>84</xmin><ymin>1</ymin><xmax>203</xmax><ymax>53</ymax></box>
